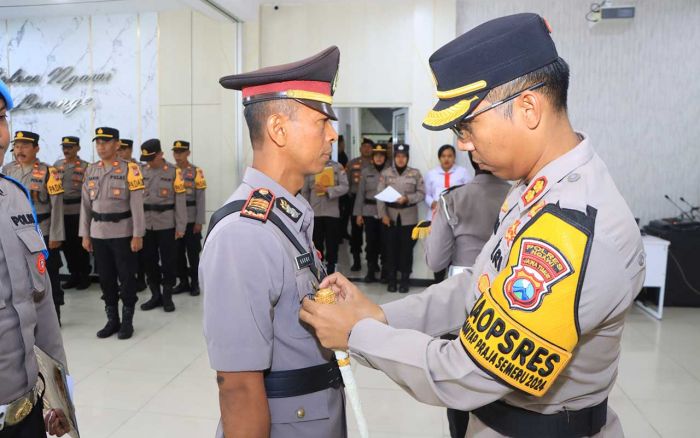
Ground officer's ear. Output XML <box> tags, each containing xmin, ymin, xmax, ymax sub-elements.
<box><xmin>517</xmin><ymin>90</ymin><xmax>542</xmax><ymax>130</ymax></box>
<box><xmin>266</xmin><ymin>112</ymin><xmax>288</xmax><ymax>147</ymax></box>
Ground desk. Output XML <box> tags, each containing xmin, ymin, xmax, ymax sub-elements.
<box><xmin>636</xmin><ymin>235</ymin><xmax>670</xmax><ymax>319</ymax></box>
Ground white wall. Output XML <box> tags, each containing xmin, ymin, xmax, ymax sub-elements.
<box><xmin>0</xmin><ymin>13</ymin><xmax>158</xmax><ymax>164</ymax></box>
<box><xmin>158</xmin><ymin>9</ymin><xmax>239</xmax><ymax>219</ymax></box>
<box><xmin>458</xmin><ymin>0</ymin><xmax>700</xmax><ymax>225</ymax></box>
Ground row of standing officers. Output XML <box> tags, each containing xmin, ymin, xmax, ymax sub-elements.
<box><xmin>1</xmin><ymin>127</ymin><xmax>206</xmax><ymax>339</ymax></box>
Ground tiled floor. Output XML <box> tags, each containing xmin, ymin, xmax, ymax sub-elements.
<box><xmin>58</xmin><ymin>268</ymin><xmax>699</xmax><ymax>438</ymax></box>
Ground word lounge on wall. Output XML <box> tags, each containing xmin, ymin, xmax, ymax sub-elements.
<box><xmin>0</xmin><ymin>66</ymin><xmax>115</xmax><ymax>116</ymax></box>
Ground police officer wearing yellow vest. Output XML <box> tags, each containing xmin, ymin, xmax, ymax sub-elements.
<box><xmin>172</xmin><ymin>140</ymin><xmax>207</xmax><ymax>297</ymax></box>
<box><xmin>54</xmin><ymin>136</ymin><xmax>92</xmax><ymax>291</ymax></box>
<box><xmin>301</xmin><ymin>13</ymin><xmax>646</xmax><ymax>437</ymax></box>
<box><xmin>2</xmin><ymin>131</ymin><xmax>65</xmax><ymax>322</ymax></box>
<box><xmin>202</xmin><ymin>46</ymin><xmax>346</xmax><ymax>438</ymax></box>
<box><xmin>0</xmin><ymin>80</ymin><xmax>71</xmax><ymax>438</ymax></box>
<box><xmin>138</xmin><ymin>139</ymin><xmax>187</xmax><ymax>312</ymax></box>
<box><xmin>80</xmin><ymin>127</ymin><xmax>146</xmax><ymax>340</ymax></box>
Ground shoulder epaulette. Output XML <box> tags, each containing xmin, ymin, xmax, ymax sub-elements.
<box><xmin>240</xmin><ymin>188</ymin><xmax>275</xmax><ymax>222</ymax></box>
<box><xmin>443</xmin><ymin>183</ymin><xmax>465</xmax><ymax>195</ymax></box>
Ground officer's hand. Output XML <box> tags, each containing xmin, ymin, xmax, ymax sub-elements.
<box><xmin>48</xmin><ymin>240</ymin><xmax>62</xmax><ymax>249</ymax></box>
<box><xmin>131</xmin><ymin>236</ymin><xmax>143</xmax><ymax>252</ymax></box>
<box><xmin>175</xmin><ymin>231</ymin><xmax>184</xmax><ymax>239</ymax></box>
<box><xmin>44</xmin><ymin>408</ymin><xmax>70</xmax><ymax>436</ymax></box>
<box><xmin>382</xmin><ymin>216</ymin><xmax>391</xmax><ymax>226</ymax></box>
<box><xmin>356</xmin><ymin>216</ymin><xmax>364</xmax><ymax>226</ymax></box>
<box><xmin>318</xmin><ymin>273</ymin><xmax>386</xmax><ymax>322</ymax></box>
<box><xmin>82</xmin><ymin>237</ymin><xmax>93</xmax><ymax>252</ymax></box>
<box><xmin>193</xmin><ymin>223</ymin><xmax>202</xmax><ymax>234</ymax></box>
<box><xmin>397</xmin><ymin>196</ymin><xmax>408</xmax><ymax>205</ymax></box>
<box><xmin>314</xmin><ymin>183</ymin><xmax>328</xmax><ymax>194</ymax></box>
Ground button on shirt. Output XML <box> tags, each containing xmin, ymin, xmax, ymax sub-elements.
<box><xmin>201</xmin><ymin>167</ymin><xmax>345</xmax><ymax>438</ymax></box>
<box><xmin>424</xmin><ymin>165</ymin><xmax>471</xmax><ymax>220</ymax></box>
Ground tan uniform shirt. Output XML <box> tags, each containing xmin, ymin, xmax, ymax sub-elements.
<box><xmin>0</xmin><ymin>174</ymin><xmax>66</xmax><ymax>404</ymax></box>
<box><xmin>142</xmin><ymin>161</ymin><xmax>187</xmax><ymax>233</ymax></box>
<box><xmin>348</xmin><ymin>136</ymin><xmax>645</xmax><ymax>437</ymax></box>
<box><xmin>376</xmin><ymin>166</ymin><xmax>425</xmax><ymax>226</ymax></box>
<box><xmin>1</xmin><ymin>160</ymin><xmax>65</xmax><ymax>241</ymax></box>
<box><xmin>347</xmin><ymin>156</ymin><xmax>370</xmax><ymax>195</ymax></box>
<box><xmin>179</xmin><ymin>163</ymin><xmax>207</xmax><ymax>225</ymax></box>
<box><xmin>425</xmin><ymin>173</ymin><xmax>511</xmax><ymax>271</ymax></box>
<box><xmin>54</xmin><ymin>157</ymin><xmax>89</xmax><ymax>216</ymax></box>
<box><xmin>79</xmin><ymin>159</ymin><xmax>146</xmax><ymax>239</ymax></box>
<box><xmin>352</xmin><ymin>165</ymin><xmax>384</xmax><ymax>218</ymax></box>
<box><xmin>301</xmin><ymin>161</ymin><xmax>349</xmax><ymax>218</ymax></box>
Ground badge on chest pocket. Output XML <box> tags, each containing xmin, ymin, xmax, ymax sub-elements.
<box><xmin>159</xmin><ymin>187</ymin><xmax>170</xmax><ymax>198</ymax></box>
<box><xmin>109</xmin><ymin>184</ymin><xmax>126</xmax><ymax>199</ymax></box>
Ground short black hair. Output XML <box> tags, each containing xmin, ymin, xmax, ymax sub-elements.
<box><xmin>437</xmin><ymin>144</ymin><xmax>455</xmax><ymax>158</ymax></box>
<box><xmin>244</xmin><ymin>99</ymin><xmax>298</xmax><ymax>145</ymax></box>
<box><xmin>361</xmin><ymin>138</ymin><xmax>375</xmax><ymax>147</ymax></box>
<box><xmin>485</xmin><ymin>57</ymin><xmax>569</xmax><ymax>118</ymax></box>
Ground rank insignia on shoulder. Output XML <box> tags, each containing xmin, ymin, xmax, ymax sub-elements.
<box><xmin>276</xmin><ymin>197</ymin><xmax>301</xmax><ymax>222</ymax></box>
<box><xmin>521</xmin><ymin>176</ymin><xmax>547</xmax><ymax>206</ymax></box>
<box><xmin>241</xmin><ymin>188</ymin><xmax>275</xmax><ymax>222</ymax></box>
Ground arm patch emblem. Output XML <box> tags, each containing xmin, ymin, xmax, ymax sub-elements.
<box><xmin>195</xmin><ymin>168</ymin><xmax>207</xmax><ymax>189</ymax></box>
<box><xmin>241</xmin><ymin>188</ymin><xmax>274</xmax><ymax>222</ymax></box>
<box><xmin>46</xmin><ymin>167</ymin><xmax>64</xmax><ymax>195</ymax></box>
<box><xmin>174</xmin><ymin>168</ymin><xmax>186</xmax><ymax>194</ymax></box>
<box><xmin>460</xmin><ymin>204</ymin><xmax>594</xmax><ymax>396</ymax></box>
<box><xmin>127</xmin><ymin>162</ymin><xmax>145</xmax><ymax>191</ymax></box>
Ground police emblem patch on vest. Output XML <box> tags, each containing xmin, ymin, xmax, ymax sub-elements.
<box><xmin>276</xmin><ymin>197</ymin><xmax>301</xmax><ymax>222</ymax></box>
<box><xmin>241</xmin><ymin>188</ymin><xmax>274</xmax><ymax>222</ymax></box>
<box><xmin>459</xmin><ymin>204</ymin><xmax>594</xmax><ymax>397</ymax></box>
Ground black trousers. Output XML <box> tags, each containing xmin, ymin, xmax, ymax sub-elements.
<box><xmin>143</xmin><ymin>228</ymin><xmax>177</xmax><ymax>289</ymax></box>
<box><xmin>441</xmin><ymin>334</ymin><xmax>470</xmax><ymax>437</ymax></box>
<box><xmin>0</xmin><ymin>397</ymin><xmax>45</xmax><ymax>438</ymax></box>
<box><xmin>363</xmin><ymin>216</ymin><xmax>384</xmax><ymax>271</ymax></box>
<box><xmin>176</xmin><ymin>222</ymin><xmax>202</xmax><ymax>285</ymax></box>
<box><xmin>61</xmin><ymin>214</ymin><xmax>91</xmax><ymax>279</ymax></box>
<box><xmin>383</xmin><ymin>215</ymin><xmax>416</xmax><ymax>279</ymax></box>
<box><xmin>92</xmin><ymin>237</ymin><xmax>138</xmax><ymax>307</ymax></box>
<box><xmin>313</xmin><ymin>217</ymin><xmax>340</xmax><ymax>265</ymax></box>
<box><xmin>43</xmin><ymin>236</ymin><xmax>63</xmax><ymax>306</ymax></box>
<box><xmin>348</xmin><ymin>195</ymin><xmax>364</xmax><ymax>256</ymax></box>
<box><xmin>339</xmin><ymin>193</ymin><xmax>352</xmax><ymax>238</ymax></box>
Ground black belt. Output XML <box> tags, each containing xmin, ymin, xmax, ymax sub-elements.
<box><xmin>144</xmin><ymin>204</ymin><xmax>174</xmax><ymax>212</ymax></box>
<box><xmin>364</xmin><ymin>199</ymin><xmax>377</xmax><ymax>205</ymax></box>
<box><xmin>92</xmin><ymin>211</ymin><xmax>132</xmax><ymax>222</ymax></box>
<box><xmin>36</xmin><ymin>213</ymin><xmax>50</xmax><ymax>223</ymax></box>
<box><xmin>64</xmin><ymin>197</ymin><xmax>81</xmax><ymax>205</ymax></box>
<box><xmin>186</xmin><ymin>200</ymin><xmax>196</xmax><ymax>207</ymax></box>
<box><xmin>386</xmin><ymin>202</ymin><xmax>416</xmax><ymax>209</ymax></box>
<box><xmin>264</xmin><ymin>361</ymin><xmax>343</xmax><ymax>398</ymax></box>
<box><xmin>473</xmin><ymin>398</ymin><xmax>608</xmax><ymax>438</ymax></box>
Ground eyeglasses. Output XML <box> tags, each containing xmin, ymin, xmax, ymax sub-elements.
<box><xmin>450</xmin><ymin>81</ymin><xmax>546</xmax><ymax>140</ymax></box>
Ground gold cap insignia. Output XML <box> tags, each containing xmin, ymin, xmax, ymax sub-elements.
<box><xmin>97</xmin><ymin>128</ymin><xmax>104</xmax><ymax>134</ymax></box>
<box><xmin>17</xmin><ymin>131</ymin><xmax>24</xmax><ymax>138</ymax></box>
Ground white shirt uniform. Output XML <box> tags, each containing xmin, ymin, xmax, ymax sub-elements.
<box><xmin>424</xmin><ymin>165</ymin><xmax>471</xmax><ymax>220</ymax></box>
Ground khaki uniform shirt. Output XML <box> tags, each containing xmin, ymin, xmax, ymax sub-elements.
<box><xmin>202</xmin><ymin>167</ymin><xmax>345</xmax><ymax>438</ymax></box>
<box><xmin>0</xmin><ymin>174</ymin><xmax>66</xmax><ymax>404</ymax></box>
<box><xmin>376</xmin><ymin>166</ymin><xmax>425</xmax><ymax>226</ymax></box>
<box><xmin>54</xmin><ymin>157</ymin><xmax>89</xmax><ymax>216</ymax></box>
<box><xmin>425</xmin><ymin>173</ymin><xmax>511</xmax><ymax>271</ymax></box>
<box><xmin>348</xmin><ymin>136</ymin><xmax>645</xmax><ymax>437</ymax></box>
<box><xmin>352</xmin><ymin>165</ymin><xmax>384</xmax><ymax>218</ymax></box>
<box><xmin>301</xmin><ymin>161</ymin><xmax>349</xmax><ymax>218</ymax></box>
<box><xmin>178</xmin><ymin>163</ymin><xmax>207</xmax><ymax>225</ymax></box>
<box><xmin>79</xmin><ymin>159</ymin><xmax>146</xmax><ymax>239</ymax></box>
<box><xmin>347</xmin><ymin>156</ymin><xmax>370</xmax><ymax>195</ymax></box>
<box><xmin>142</xmin><ymin>162</ymin><xmax>187</xmax><ymax>233</ymax></box>
<box><xmin>1</xmin><ymin>160</ymin><xmax>65</xmax><ymax>242</ymax></box>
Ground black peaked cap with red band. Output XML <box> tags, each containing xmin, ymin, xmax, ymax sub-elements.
<box><xmin>219</xmin><ymin>46</ymin><xmax>340</xmax><ymax>120</ymax></box>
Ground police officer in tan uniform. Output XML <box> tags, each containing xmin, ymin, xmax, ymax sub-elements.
<box><xmin>138</xmin><ymin>139</ymin><xmax>187</xmax><ymax>313</ymax></box>
<box><xmin>302</xmin><ymin>160</ymin><xmax>348</xmax><ymax>274</ymax></box>
<box><xmin>0</xmin><ymin>79</ymin><xmax>70</xmax><ymax>438</ymax></box>
<box><xmin>302</xmin><ymin>14</ymin><xmax>646</xmax><ymax>437</ymax></box>
<box><xmin>2</xmin><ymin>131</ymin><xmax>65</xmax><ymax>322</ymax></box>
<box><xmin>202</xmin><ymin>46</ymin><xmax>346</xmax><ymax>438</ymax></box>
<box><xmin>55</xmin><ymin>136</ymin><xmax>91</xmax><ymax>291</ymax></box>
<box><xmin>345</xmin><ymin>138</ymin><xmax>373</xmax><ymax>271</ymax></box>
<box><xmin>80</xmin><ymin>127</ymin><xmax>145</xmax><ymax>340</ymax></box>
<box><xmin>172</xmin><ymin>140</ymin><xmax>207</xmax><ymax>297</ymax></box>
<box><xmin>377</xmin><ymin>143</ymin><xmax>425</xmax><ymax>292</ymax></box>
<box><xmin>353</xmin><ymin>143</ymin><xmax>388</xmax><ymax>282</ymax></box>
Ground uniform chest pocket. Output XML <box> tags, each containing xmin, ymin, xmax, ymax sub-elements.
<box><xmin>109</xmin><ymin>183</ymin><xmax>127</xmax><ymax>200</ymax></box>
<box><xmin>288</xmin><ymin>268</ymin><xmax>319</xmax><ymax>339</ymax></box>
<box><xmin>158</xmin><ymin>185</ymin><xmax>171</xmax><ymax>198</ymax></box>
<box><xmin>15</xmin><ymin>227</ymin><xmax>48</xmax><ymax>302</ymax></box>
<box><xmin>71</xmin><ymin>172</ymin><xmax>84</xmax><ymax>183</ymax></box>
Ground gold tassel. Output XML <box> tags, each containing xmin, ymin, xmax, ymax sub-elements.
<box><xmin>411</xmin><ymin>220</ymin><xmax>432</xmax><ymax>240</ymax></box>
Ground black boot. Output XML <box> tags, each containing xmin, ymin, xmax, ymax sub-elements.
<box><xmin>118</xmin><ymin>305</ymin><xmax>135</xmax><ymax>339</ymax></box>
<box><xmin>351</xmin><ymin>254</ymin><xmax>362</xmax><ymax>271</ymax></box>
<box><xmin>96</xmin><ymin>305</ymin><xmax>120</xmax><ymax>338</ymax></box>
<box><xmin>140</xmin><ymin>284</ymin><xmax>162</xmax><ymax>311</ymax></box>
<box><xmin>135</xmin><ymin>275</ymin><xmax>147</xmax><ymax>292</ymax></box>
<box><xmin>76</xmin><ymin>274</ymin><xmax>91</xmax><ymax>290</ymax></box>
<box><xmin>172</xmin><ymin>278</ymin><xmax>191</xmax><ymax>295</ymax></box>
<box><xmin>387</xmin><ymin>273</ymin><xmax>398</xmax><ymax>292</ymax></box>
<box><xmin>162</xmin><ymin>286</ymin><xmax>175</xmax><ymax>312</ymax></box>
<box><xmin>363</xmin><ymin>269</ymin><xmax>377</xmax><ymax>283</ymax></box>
<box><xmin>62</xmin><ymin>275</ymin><xmax>80</xmax><ymax>289</ymax></box>
<box><xmin>190</xmin><ymin>282</ymin><xmax>200</xmax><ymax>297</ymax></box>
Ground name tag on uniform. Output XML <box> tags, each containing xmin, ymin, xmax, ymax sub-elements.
<box><xmin>295</xmin><ymin>252</ymin><xmax>313</xmax><ymax>270</ymax></box>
